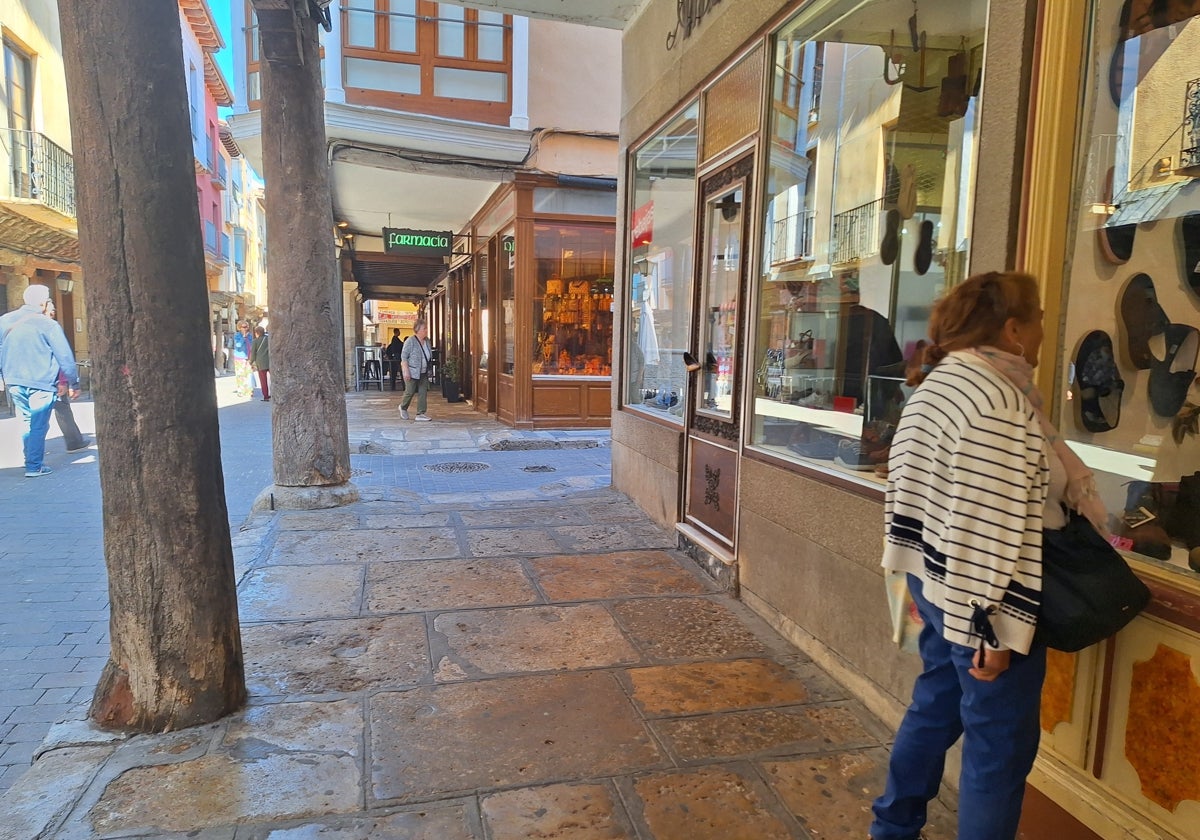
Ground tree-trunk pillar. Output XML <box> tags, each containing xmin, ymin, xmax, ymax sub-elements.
<box><xmin>58</xmin><ymin>0</ymin><xmax>246</xmax><ymax>731</ymax></box>
<box><xmin>259</xmin><ymin>9</ymin><xmax>353</xmax><ymax>490</ymax></box>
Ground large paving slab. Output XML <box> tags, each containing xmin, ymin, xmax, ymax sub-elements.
<box><xmin>530</xmin><ymin>551</ymin><xmax>711</xmax><ymax>602</ymax></box>
<box><xmin>624</xmin><ymin>764</ymin><xmax>799</xmax><ymax>839</ymax></box>
<box><xmin>369</xmin><ymin>672</ymin><xmax>665</xmax><ymax>802</ymax></box>
<box><xmin>365</xmin><ymin>558</ymin><xmax>540</xmax><ymax>614</ymax></box>
<box><xmin>430</xmin><ymin>604</ymin><xmax>641</xmax><ymax>678</ymax></box>
<box><xmin>624</xmin><ymin>658</ymin><xmax>811</xmax><ymax>716</ymax></box>
<box><xmin>480</xmin><ymin>782</ymin><xmax>635</xmax><ymax>840</ymax></box>
<box><xmin>268</xmin><ymin>529</ymin><xmax>460</xmax><ymax>564</ymax></box>
<box><xmin>238</xmin><ymin>565</ymin><xmax>365</xmax><ymax>622</ymax></box>
<box><xmin>610</xmin><ymin>597</ymin><xmax>772</xmax><ymax>662</ymax></box>
<box><xmin>241</xmin><ymin>614</ymin><xmax>430</xmax><ymax>696</ymax></box>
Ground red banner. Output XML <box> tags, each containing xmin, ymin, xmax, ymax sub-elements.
<box><xmin>631</xmin><ymin>200</ymin><xmax>654</xmax><ymax>248</ymax></box>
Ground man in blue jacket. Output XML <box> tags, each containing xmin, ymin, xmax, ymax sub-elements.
<box><xmin>0</xmin><ymin>284</ymin><xmax>80</xmax><ymax>477</ymax></box>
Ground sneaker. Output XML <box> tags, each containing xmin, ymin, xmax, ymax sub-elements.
<box><xmin>24</xmin><ymin>466</ymin><xmax>53</xmax><ymax>478</ymax></box>
<box><xmin>400</xmin><ymin>407</ymin><xmax>410</xmax><ymax>420</ymax></box>
<box><xmin>66</xmin><ymin>437</ymin><xmax>93</xmax><ymax>453</ymax></box>
<box><xmin>414</xmin><ymin>414</ymin><xmax>431</xmax><ymax>422</ymax></box>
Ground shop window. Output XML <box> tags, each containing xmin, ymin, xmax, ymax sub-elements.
<box><xmin>623</xmin><ymin>103</ymin><xmax>699</xmax><ymax>419</ymax></box>
<box><xmin>749</xmin><ymin>0</ymin><xmax>986</xmax><ymax>481</ymax></box>
<box><xmin>533</xmin><ymin>224</ymin><xmax>614</xmax><ymax>377</ymax></box>
<box><xmin>500</xmin><ymin>232</ymin><xmax>515</xmax><ymax>375</ymax></box>
<box><xmin>1058</xmin><ymin>2</ymin><xmax>1200</xmax><ymax>577</ymax></box>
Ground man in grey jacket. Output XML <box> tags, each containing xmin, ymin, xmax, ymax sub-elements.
<box><xmin>0</xmin><ymin>284</ymin><xmax>80</xmax><ymax>476</ymax></box>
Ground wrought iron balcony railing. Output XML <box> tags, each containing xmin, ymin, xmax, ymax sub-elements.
<box><xmin>7</xmin><ymin>129</ymin><xmax>76</xmax><ymax>218</ymax></box>
<box><xmin>770</xmin><ymin>208</ymin><xmax>816</xmax><ymax>265</ymax></box>
<box><xmin>831</xmin><ymin>197</ymin><xmax>883</xmax><ymax>264</ymax></box>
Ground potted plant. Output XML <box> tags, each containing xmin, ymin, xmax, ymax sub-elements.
<box><xmin>441</xmin><ymin>353</ymin><xmax>464</xmax><ymax>403</ymax></box>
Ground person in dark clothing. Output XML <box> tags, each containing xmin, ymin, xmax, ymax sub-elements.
<box><xmin>384</xmin><ymin>328</ymin><xmax>404</xmax><ymax>389</ymax></box>
<box><xmin>250</xmin><ymin>325</ymin><xmax>270</xmax><ymax>401</ymax></box>
<box><xmin>45</xmin><ymin>300</ymin><xmax>91</xmax><ymax>452</ymax></box>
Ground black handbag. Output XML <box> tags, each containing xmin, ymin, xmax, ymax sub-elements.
<box><xmin>1034</xmin><ymin>510</ymin><xmax>1152</xmax><ymax>652</ymax></box>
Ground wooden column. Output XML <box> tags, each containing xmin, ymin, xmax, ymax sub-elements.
<box><xmin>57</xmin><ymin>0</ymin><xmax>246</xmax><ymax>730</ymax></box>
<box><xmin>254</xmin><ymin>0</ymin><xmax>353</xmax><ymax>489</ymax></box>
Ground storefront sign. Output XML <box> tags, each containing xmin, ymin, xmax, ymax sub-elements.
<box><xmin>631</xmin><ymin>200</ymin><xmax>654</xmax><ymax>247</ymax></box>
<box><xmin>666</xmin><ymin>0</ymin><xmax>723</xmax><ymax>50</ymax></box>
<box><xmin>383</xmin><ymin>228</ymin><xmax>452</xmax><ymax>257</ymax></box>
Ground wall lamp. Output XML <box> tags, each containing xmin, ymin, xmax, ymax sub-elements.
<box><xmin>56</xmin><ymin>271</ymin><xmax>74</xmax><ymax>294</ymax></box>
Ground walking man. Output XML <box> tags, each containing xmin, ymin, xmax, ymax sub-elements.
<box><xmin>250</xmin><ymin>325</ymin><xmax>270</xmax><ymax>401</ymax></box>
<box><xmin>0</xmin><ymin>284</ymin><xmax>80</xmax><ymax>476</ymax></box>
<box><xmin>398</xmin><ymin>318</ymin><xmax>432</xmax><ymax>421</ymax></box>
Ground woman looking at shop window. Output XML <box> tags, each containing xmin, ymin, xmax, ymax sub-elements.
<box><xmin>869</xmin><ymin>271</ymin><xmax>1107</xmax><ymax>840</ymax></box>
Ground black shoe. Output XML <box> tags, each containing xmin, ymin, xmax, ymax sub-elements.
<box><xmin>1074</xmin><ymin>330</ymin><xmax>1123</xmax><ymax>433</ymax></box>
<box><xmin>1148</xmin><ymin>324</ymin><xmax>1198</xmax><ymax>417</ymax></box>
<box><xmin>913</xmin><ymin>219</ymin><xmax>934</xmax><ymax>275</ymax></box>
<box><xmin>880</xmin><ymin>209</ymin><xmax>900</xmax><ymax>266</ymax></box>
<box><xmin>1119</xmin><ymin>273</ymin><xmax>1168</xmax><ymax>370</ymax></box>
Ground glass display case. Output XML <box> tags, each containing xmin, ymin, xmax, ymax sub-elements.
<box><xmin>533</xmin><ymin>224</ymin><xmax>614</xmax><ymax>376</ymax></box>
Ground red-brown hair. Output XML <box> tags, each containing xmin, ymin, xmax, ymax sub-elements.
<box><xmin>909</xmin><ymin>271</ymin><xmax>1041</xmax><ymax>385</ymax></box>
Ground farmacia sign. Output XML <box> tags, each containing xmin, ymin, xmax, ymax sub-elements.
<box><xmin>383</xmin><ymin>228</ymin><xmax>453</xmax><ymax>257</ymax></box>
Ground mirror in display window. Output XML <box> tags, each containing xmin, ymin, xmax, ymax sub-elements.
<box><xmin>625</xmin><ymin>103</ymin><xmax>700</xmax><ymax>420</ymax></box>
<box><xmin>750</xmin><ymin>0</ymin><xmax>987</xmax><ymax>481</ymax></box>
<box><xmin>1060</xmin><ymin>1</ymin><xmax>1200</xmax><ymax>576</ymax></box>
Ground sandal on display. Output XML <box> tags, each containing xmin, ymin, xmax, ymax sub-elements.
<box><xmin>1097</xmin><ymin>167</ymin><xmax>1136</xmax><ymax>264</ymax></box>
<box><xmin>1119</xmin><ymin>273</ymin><xmax>1169</xmax><ymax>369</ymax></box>
<box><xmin>1148</xmin><ymin>323</ymin><xmax>1199</xmax><ymax>417</ymax></box>
<box><xmin>880</xmin><ymin>209</ymin><xmax>901</xmax><ymax>266</ymax></box>
<box><xmin>1074</xmin><ymin>330</ymin><xmax>1124</xmax><ymax>433</ymax></box>
<box><xmin>913</xmin><ymin>219</ymin><xmax>934</xmax><ymax>276</ymax></box>
<box><xmin>1181</xmin><ymin>212</ymin><xmax>1200</xmax><ymax>297</ymax></box>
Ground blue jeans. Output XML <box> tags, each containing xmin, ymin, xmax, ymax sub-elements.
<box><xmin>870</xmin><ymin>575</ymin><xmax>1047</xmax><ymax>840</ymax></box>
<box><xmin>11</xmin><ymin>386</ymin><xmax>56</xmax><ymax>472</ymax></box>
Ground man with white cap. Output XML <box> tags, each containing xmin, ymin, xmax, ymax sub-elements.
<box><xmin>0</xmin><ymin>284</ymin><xmax>80</xmax><ymax>476</ymax></box>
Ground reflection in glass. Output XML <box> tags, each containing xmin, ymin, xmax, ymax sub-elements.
<box><xmin>387</xmin><ymin>0</ymin><xmax>417</xmax><ymax>52</ymax></box>
<box><xmin>500</xmin><ymin>233</ymin><xmax>515</xmax><ymax>375</ymax></box>
<box><xmin>1060</xmin><ymin>3</ymin><xmax>1200</xmax><ymax>576</ymax></box>
<box><xmin>624</xmin><ymin>103</ymin><xmax>699</xmax><ymax>419</ymax></box>
<box><xmin>750</xmin><ymin>0</ymin><xmax>986</xmax><ymax>481</ymax></box>
<box><xmin>698</xmin><ymin>186</ymin><xmax>744</xmax><ymax>418</ymax></box>
<box><xmin>438</xmin><ymin>3</ymin><xmax>466</xmax><ymax>57</ymax></box>
<box><xmin>533</xmin><ymin>225</ymin><xmax>614</xmax><ymax>376</ymax></box>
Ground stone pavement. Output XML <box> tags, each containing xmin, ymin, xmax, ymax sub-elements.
<box><xmin>0</xmin><ymin>386</ymin><xmax>957</xmax><ymax>839</ymax></box>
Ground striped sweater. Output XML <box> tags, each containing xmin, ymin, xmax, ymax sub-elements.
<box><xmin>883</xmin><ymin>352</ymin><xmax>1049</xmax><ymax>654</ymax></box>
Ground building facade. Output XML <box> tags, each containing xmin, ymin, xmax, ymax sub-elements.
<box><xmin>228</xmin><ymin>1</ymin><xmax>621</xmax><ymax>426</ymax></box>
<box><xmin>611</xmin><ymin>1</ymin><xmax>1200</xmax><ymax>838</ymax></box>
<box><xmin>0</xmin><ymin>0</ymin><xmax>85</xmax><ymax>368</ymax></box>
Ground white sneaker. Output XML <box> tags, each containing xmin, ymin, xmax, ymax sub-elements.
<box><xmin>399</xmin><ymin>407</ymin><xmax>410</xmax><ymax>420</ymax></box>
<box><xmin>414</xmin><ymin>414</ymin><xmax>431</xmax><ymax>422</ymax></box>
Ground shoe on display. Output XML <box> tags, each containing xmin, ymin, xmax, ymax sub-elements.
<box><xmin>1119</xmin><ymin>480</ymin><xmax>1174</xmax><ymax>561</ymax></box>
<box><xmin>787</xmin><ymin>428</ymin><xmax>837</xmax><ymax>460</ymax></box>
<box><xmin>880</xmin><ymin>209</ymin><xmax>901</xmax><ymax>266</ymax></box>
<box><xmin>1074</xmin><ymin>330</ymin><xmax>1124</xmax><ymax>433</ymax></box>
<box><xmin>1119</xmin><ymin>273</ymin><xmax>1168</xmax><ymax>370</ymax></box>
<box><xmin>1148</xmin><ymin>323</ymin><xmax>1198</xmax><ymax>417</ymax></box>
<box><xmin>66</xmin><ymin>437</ymin><xmax>94</xmax><ymax>453</ymax></box>
<box><xmin>913</xmin><ymin>219</ymin><xmax>934</xmax><ymax>275</ymax></box>
<box><xmin>835</xmin><ymin>439</ymin><xmax>876</xmax><ymax>471</ymax></box>
<box><xmin>399</xmin><ymin>407</ymin><xmax>410</xmax><ymax>420</ymax></box>
<box><xmin>24</xmin><ymin>466</ymin><xmax>53</xmax><ymax>478</ymax></box>
<box><xmin>1097</xmin><ymin>167</ymin><xmax>1136</xmax><ymax>264</ymax></box>
<box><xmin>414</xmin><ymin>414</ymin><xmax>431</xmax><ymax>422</ymax></box>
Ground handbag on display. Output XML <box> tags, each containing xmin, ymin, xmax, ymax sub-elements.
<box><xmin>1034</xmin><ymin>510</ymin><xmax>1152</xmax><ymax>652</ymax></box>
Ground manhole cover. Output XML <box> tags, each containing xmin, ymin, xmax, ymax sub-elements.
<box><xmin>522</xmin><ymin>465</ymin><xmax>557</xmax><ymax>473</ymax></box>
<box><xmin>350</xmin><ymin>467</ymin><xmax>372</xmax><ymax>477</ymax></box>
<box><xmin>424</xmin><ymin>462</ymin><xmax>492</xmax><ymax>474</ymax></box>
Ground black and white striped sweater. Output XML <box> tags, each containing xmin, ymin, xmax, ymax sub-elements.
<box><xmin>883</xmin><ymin>352</ymin><xmax>1050</xmax><ymax>654</ymax></box>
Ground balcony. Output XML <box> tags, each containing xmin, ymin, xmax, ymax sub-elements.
<box><xmin>203</xmin><ymin>220</ymin><xmax>229</xmax><ymax>270</ymax></box>
<box><xmin>831</xmin><ymin>197</ymin><xmax>883</xmax><ymax>264</ymax></box>
<box><xmin>6</xmin><ymin>129</ymin><xmax>76</xmax><ymax>219</ymax></box>
<box><xmin>770</xmin><ymin>208</ymin><xmax>816</xmax><ymax>266</ymax></box>
<box><xmin>212</xmin><ymin>154</ymin><xmax>227</xmax><ymax>190</ymax></box>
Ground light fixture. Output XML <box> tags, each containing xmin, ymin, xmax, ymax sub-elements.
<box><xmin>336</xmin><ymin>220</ymin><xmax>350</xmax><ymax>229</ymax></box>
<box><xmin>55</xmin><ymin>271</ymin><xmax>74</xmax><ymax>294</ymax></box>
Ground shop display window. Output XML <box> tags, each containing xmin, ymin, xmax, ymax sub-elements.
<box><xmin>499</xmin><ymin>232</ymin><xmax>515</xmax><ymax>375</ymax></box>
<box><xmin>624</xmin><ymin>103</ymin><xmax>699</xmax><ymax>419</ymax></box>
<box><xmin>749</xmin><ymin>0</ymin><xmax>986</xmax><ymax>481</ymax></box>
<box><xmin>1058</xmin><ymin>2</ymin><xmax>1200</xmax><ymax>577</ymax></box>
<box><xmin>533</xmin><ymin>224</ymin><xmax>614</xmax><ymax>376</ymax></box>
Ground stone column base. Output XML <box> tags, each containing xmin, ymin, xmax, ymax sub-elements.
<box><xmin>252</xmin><ymin>483</ymin><xmax>360</xmax><ymax>512</ymax></box>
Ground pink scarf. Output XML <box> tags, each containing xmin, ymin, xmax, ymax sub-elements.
<box><xmin>971</xmin><ymin>347</ymin><xmax>1109</xmax><ymax>534</ymax></box>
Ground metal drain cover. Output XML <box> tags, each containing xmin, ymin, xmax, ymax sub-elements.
<box><xmin>522</xmin><ymin>465</ymin><xmax>556</xmax><ymax>473</ymax></box>
<box><xmin>424</xmin><ymin>461</ymin><xmax>491</xmax><ymax>474</ymax></box>
<box><xmin>350</xmin><ymin>467</ymin><xmax>372</xmax><ymax>477</ymax></box>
